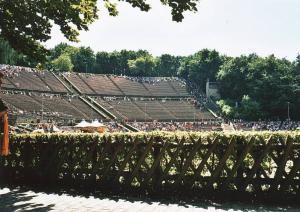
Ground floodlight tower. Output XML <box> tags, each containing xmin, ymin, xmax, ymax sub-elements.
<box><xmin>287</xmin><ymin>102</ymin><xmax>290</xmax><ymax>121</ymax></box>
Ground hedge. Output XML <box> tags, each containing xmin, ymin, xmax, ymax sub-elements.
<box><xmin>1</xmin><ymin>131</ymin><xmax>300</xmax><ymax>195</ymax></box>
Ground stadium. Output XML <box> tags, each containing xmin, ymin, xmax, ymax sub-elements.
<box><xmin>2</xmin><ymin>1</ymin><xmax>300</xmax><ymax>210</ymax></box>
<box><xmin>1</xmin><ymin>64</ymin><xmax>299</xmax><ymax>133</ymax></box>
<box><xmin>0</xmin><ymin>64</ymin><xmax>223</xmax><ymax>133</ymax></box>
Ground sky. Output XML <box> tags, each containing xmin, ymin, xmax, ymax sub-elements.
<box><xmin>45</xmin><ymin>0</ymin><xmax>300</xmax><ymax>60</ymax></box>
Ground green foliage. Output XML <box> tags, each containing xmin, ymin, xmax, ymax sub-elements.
<box><xmin>0</xmin><ymin>38</ymin><xmax>18</xmax><ymax>64</ymax></box>
<box><xmin>216</xmin><ymin>99</ymin><xmax>235</xmax><ymax>118</ymax></box>
<box><xmin>128</xmin><ymin>55</ymin><xmax>156</xmax><ymax>76</ymax></box>
<box><xmin>216</xmin><ymin>95</ymin><xmax>262</xmax><ymax>120</ymax></box>
<box><xmin>0</xmin><ymin>37</ymin><xmax>38</xmax><ymax>67</ymax></box>
<box><xmin>155</xmin><ymin>54</ymin><xmax>182</xmax><ymax>77</ymax></box>
<box><xmin>217</xmin><ymin>54</ymin><xmax>300</xmax><ymax>120</ymax></box>
<box><xmin>217</xmin><ymin>54</ymin><xmax>257</xmax><ymax>101</ymax></box>
<box><xmin>239</xmin><ymin>95</ymin><xmax>261</xmax><ymax>120</ymax></box>
<box><xmin>3</xmin><ymin>131</ymin><xmax>300</xmax><ymax>195</ymax></box>
<box><xmin>178</xmin><ymin>49</ymin><xmax>223</xmax><ymax>90</ymax></box>
<box><xmin>0</xmin><ymin>0</ymin><xmax>200</xmax><ymax>61</ymax></box>
<box><xmin>52</xmin><ymin>54</ymin><xmax>74</xmax><ymax>72</ymax></box>
<box><xmin>0</xmin><ymin>0</ymin><xmax>98</xmax><ymax>61</ymax></box>
<box><xmin>73</xmin><ymin>47</ymin><xmax>96</xmax><ymax>73</ymax></box>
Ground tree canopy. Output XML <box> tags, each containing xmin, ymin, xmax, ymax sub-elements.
<box><xmin>1</xmin><ymin>38</ymin><xmax>300</xmax><ymax>120</ymax></box>
<box><xmin>0</xmin><ymin>0</ymin><xmax>200</xmax><ymax>61</ymax></box>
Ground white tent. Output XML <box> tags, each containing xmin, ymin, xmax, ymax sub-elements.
<box><xmin>90</xmin><ymin>120</ymin><xmax>105</xmax><ymax>128</ymax></box>
<box><xmin>74</xmin><ymin>120</ymin><xmax>90</xmax><ymax>128</ymax></box>
<box><xmin>52</xmin><ymin>125</ymin><xmax>60</xmax><ymax>132</ymax></box>
<box><xmin>32</xmin><ymin>128</ymin><xmax>45</xmax><ymax>133</ymax></box>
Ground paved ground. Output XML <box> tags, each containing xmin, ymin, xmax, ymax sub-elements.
<box><xmin>0</xmin><ymin>187</ymin><xmax>299</xmax><ymax>211</ymax></box>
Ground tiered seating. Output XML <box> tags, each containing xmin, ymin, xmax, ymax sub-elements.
<box><xmin>110</xmin><ymin>76</ymin><xmax>150</xmax><ymax>96</ymax></box>
<box><xmin>80</xmin><ymin>74</ymin><xmax>123</xmax><ymax>95</ymax></box>
<box><xmin>9</xmin><ymin>71</ymin><xmax>51</xmax><ymax>92</ymax></box>
<box><xmin>1</xmin><ymin>91</ymin><xmax>103</xmax><ymax>120</ymax></box>
<box><xmin>68</xmin><ymin>98</ymin><xmax>103</xmax><ymax>119</ymax></box>
<box><xmin>96</xmin><ymin>98</ymin><xmax>151</xmax><ymax>121</ymax></box>
<box><xmin>60</xmin><ymin>74</ymin><xmax>191</xmax><ymax>97</ymax></box>
<box><xmin>134</xmin><ymin>100</ymin><xmax>176</xmax><ymax>120</ymax></box>
<box><xmin>160</xmin><ymin>100</ymin><xmax>214</xmax><ymax>120</ymax></box>
<box><xmin>64</xmin><ymin>73</ymin><xmax>95</xmax><ymax>94</ymax></box>
<box><xmin>96</xmin><ymin>97</ymin><xmax>215</xmax><ymax>122</ymax></box>
<box><xmin>2</xmin><ymin>78</ymin><xmax>16</xmax><ymax>89</ymax></box>
<box><xmin>31</xmin><ymin>94</ymin><xmax>90</xmax><ymax>119</ymax></box>
<box><xmin>143</xmin><ymin>80</ymin><xmax>177</xmax><ymax>96</ymax></box>
<box><xmin>95</xmin><ymin>98</ymin><xmax>125</xmax><ymax>119</ymax></box>
<box><xmin>37</xmin><ymin>71</ymin><xmax>69</xmax><ymax>93</ymax></box>
<box><xmin>1</xmin><ymin>92</ymin><xmax>46</xmax><ymax>113</ymax></box>
<box><xmin>0</xmin><ymin>65</ymin><xmax>218</xmax><ymax>127</ymax></box>
<box><xmin>169</xmin><ymin>81</ymin><xmax>190</xmax><ymax>96</ymax></box>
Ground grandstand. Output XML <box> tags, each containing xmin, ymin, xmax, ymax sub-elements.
<box><xmin>0</xmin><ymin>65</ymin><xmax>219</xmax><ymax>131</ymax></box>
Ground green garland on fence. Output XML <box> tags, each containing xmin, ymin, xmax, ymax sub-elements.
<box><xmin>2</xmin><ymin>131</ymin><xmax>300</xmax><ymax>195</ymax></box>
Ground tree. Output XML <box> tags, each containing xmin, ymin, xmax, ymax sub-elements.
<box><xmin>0</xmin><ymin>0</ymin><xmax>200</xmax><ymax>61</ymax></box>
<box><xmin>0</xmin><ymin>38</ymin><xmax>18</xmax><ymax>64</ymax></box>
<box><xmin>128</xmin><ymin>55</ymin><xmax>156</xmax><ymax>76</ymax></box>
<box><xmin>217</xmin><ymin>55</ymin><xmax>256</xmax><ymax>101</ymax></box>
<box><xmin>178</xmin><ymin>49</ymin><xmax>223</xmax><ymax>91</ymax></box>
<box><xmin>50</xmin><ymin>43</ymin><xmax>71</xmax><ymax>60</ymax></box>
<box><xmin>73</xmin><ymin>47</ymin><xmax>95</xmax><ymax>73</ymax></box>
<box><xmin>95</xmin><ymin>51</ymin><xmax>113</xmax><ymax>74</ymax></box>
<box><xmin>216</xmin><ymin>99</ymin><xmax>236</xmax><ymax>118</ymax></box>
<box><xmin>239</xmin><ymin>95</ymin><xmax>261</xmax><ymax>120</ymax></box>
<box><xmin>0</xmin><ymin>37</ymin><xmax>38</xmax><ymax>67</ymax></box>
<box><xmin>52</xmin><ymin>54</ymin><xmax>74</xmax><ymax>72</ymax></box>
<box><xmin>216</xmin><ymin>53</ymin><xmax>300</xmax><ymax>120</ymax></box>
<box><xmin>155</xmin><ymin>54</ymin><xmax>182</xmax><ymax>77</ymax></box>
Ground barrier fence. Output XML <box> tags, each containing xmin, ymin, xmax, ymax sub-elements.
<box><xmin>1</xmin><ymin>132</ymin><xmax>300</xmax><ymax>195</ymax></box>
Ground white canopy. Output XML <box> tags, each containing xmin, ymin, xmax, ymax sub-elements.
<box><xmin>52</xmin><ymin>125</ymin><xmax>60</xmax><ymax>132</ymax></box>
<box><xmin>74</xmin><ymin>120</ymin><xmax>90</xmax><ymax>128</ymax></box>
<box><xmin>90</xmin><ymin>120</ymin><xmax>105</xmax><ymax>127</ymax></box>
<box><xmin>32</xmin><ymin>129</ymin><xmax>44</xmax><ymax>133</ymax></box>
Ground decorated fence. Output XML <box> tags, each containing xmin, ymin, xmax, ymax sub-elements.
<box><xmin>1</xmin><ymin>132</ymin><xmax>300</xmax><ymax>195</ymax></box>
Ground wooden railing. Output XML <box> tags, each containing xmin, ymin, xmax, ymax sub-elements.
<box><xmin>1</xmin><ymin>132</ymin><xmax>300</xmax><ymax>195</ymax></box>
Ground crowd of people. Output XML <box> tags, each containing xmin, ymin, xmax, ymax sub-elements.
<box><xmin>130</xmin><ymin>121</ymin><xmax>222</xmax><ymax>132</ymax></box>
<box><xmin>233</xmin><ymin>120</ymin><xmax>300</xmax><ymax>131</ymax></box>
<box><xmin>0</xmin><ymin>64</ymin><xmax>40</xmax><ymax>77</ymax></box>
<box><xmin>117</xmin><ymin>75</ymin><xmax>187</xmax><ymax>86</ymax></box>
<box><xmin>70</xmin><ymin>72</ymin><xmax>187</xmax><ymax>87</ymax></box>
<box><xmin>1</xmin><ymin>65</ymin><xmax>300</xmax><ymax>133</ymax></box>
<box><xmin>102</xmin><ymin>96</ymin><xmax>198</xmax><ymax>103</ymax></box>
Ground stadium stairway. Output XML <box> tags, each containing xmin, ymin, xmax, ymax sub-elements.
<box><xmin>86</xmin><ymin>97</ymin><xmax>117</xmax><ymax>120</ymax></box>
<box><xmin>130</xmin><ymin>100</ymin><xmax>153</xmax><ymax>121</ymax></box>
<box><xmin>6</xmin><ymin>78</ymin><xmax>18</xmax><ymax>88</ymax></box>
<box><xmin>53</xmin><ymin>72</ymin><xmax>113</xmax><ymax>121</ymax></box>
<box><xmin>78</xmin><ymin>96</ymin><xmax>108</xmax><ymax>119</ymax></box>
<box><xmin>85</xmin><ymin>97</ymin><xmax>137</xmax><ymax>132</ymax></box>
<box><xmin>38</xmin><ymin>74</ymin><xmax>54</xmax><ymax>92</ymax></box>
<box><xmin>167</xmin><ymin>81</ymin><xmax>180</xmax><ymax>96</ymax></box>
<box><xmin>154</xmin><ymin>99</ymin><xmax>178</xmax><ymax>120</ymax></box>
<box><xmin>60</xmin><ymin>73</ymin><xmax>83</xmax><ymax>94</ymax></box>
<box><xmin>107</xmin><ymin>76</ymin><xmax>126</xmax><ymax>96</ymax></box>
<box><xmin>51</xmin><ymin>72</ymin><xmax>75</xmax><ymax>94</ymax></box>
<box><xmin>204</xmin><ymin>98</ymin><xmax>221</xmax><ymax>118</ymax></box>
<box><xmin>140</xmin><ymin>82</ymin><xmax>152</xmax><ymax>95</ymax></box>
<box><xmin>77</xmin><ymin>74</ymin><xmax>97</xmax><ymax>94</ymax></box>
<box><xmin>124</xmin><ymin>123</ymin><xmax>139</xmax><ymax>132</ymax></box>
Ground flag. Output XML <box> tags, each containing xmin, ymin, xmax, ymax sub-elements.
<box><xmin>1</xmin><ymin>113</ymin><xmax>9</xmax><ymax>156</ymax></box>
